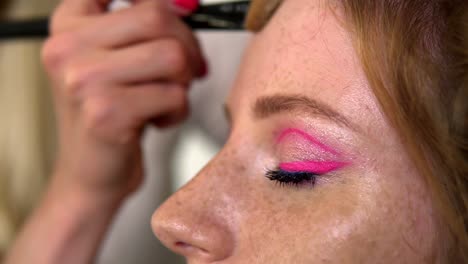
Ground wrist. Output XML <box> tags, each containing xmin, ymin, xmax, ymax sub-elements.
<box><xmin>51</xmin><ymin>146</ymin><xmax>143</xmax><ymax>201</ymax></box>
<box><xmin>5</xmin><ymin>172</ymin><xmax>128</xmax><ymax>264</ymax></box>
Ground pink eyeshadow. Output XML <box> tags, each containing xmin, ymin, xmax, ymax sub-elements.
<box><xmin>276</xmin><ymin>128</ymin><xmax>340</xmax><ymax>156</ymax></box>
<box><xmin>279</xmin><ymin>161</ymin><xmax>347</xmax><ymax>174</ymax></box>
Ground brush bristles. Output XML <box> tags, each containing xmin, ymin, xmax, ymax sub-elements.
<box><xmin>245</xmin><ymin>0</ymin><xmax>283</xmax><ymax>32</ymax></box>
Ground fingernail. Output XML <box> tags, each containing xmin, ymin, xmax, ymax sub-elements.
<box><xmin>172</xmin><ymin>0</ymin><xmax>199</xmax><ymax>13</ymax></box>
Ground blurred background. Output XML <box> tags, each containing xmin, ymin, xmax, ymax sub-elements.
<box><xmin>0</xmin><ymin>0</ymin><xmax>250</xmax><ymax>263</ymax></box>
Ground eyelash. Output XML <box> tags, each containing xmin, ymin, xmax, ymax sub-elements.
<box><xmin>266</xmin><ymin>169</ymin><xmax>319</xmax><ymax>187</ymax></box>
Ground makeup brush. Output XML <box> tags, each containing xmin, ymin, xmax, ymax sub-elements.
<box><xmin>0</xmin><ymin>0</ymin><xmax>250</xmax><ymax>40</ymax></box>
<box><xmin>111</xmin><ymin>0</ymin><xmax>252</xmax><ymax>30</ymax></box>
<box><xmin>185</xmin><ymin>0</ymin><xmax>250</xmax><ymax>30</ymax></box>
<box><xmin>0</xmin><ymin>0</ymin><xmax>284</xmax><ymax>40</ymax></box>
<box><xmin>245</xmin><ymin>0</ymin><xmax>283</xmax><ymax>32</ymax></box>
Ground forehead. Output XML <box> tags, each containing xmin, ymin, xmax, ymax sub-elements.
<box><xmin>227</xmin><ymin>0</ymin><xmax>381</xmax><ymax>133</ymax></box>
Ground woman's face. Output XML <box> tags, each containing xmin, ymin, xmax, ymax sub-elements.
<box><xmin>152</xmin><ymin>0</ymin><xmax>437</xmax><ymax>263</ymax></box>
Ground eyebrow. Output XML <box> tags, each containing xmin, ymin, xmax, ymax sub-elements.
<box><xmin>252</xmin><ymin>94</ymin><xmax>357</xmax><ymax>131</ymax></box>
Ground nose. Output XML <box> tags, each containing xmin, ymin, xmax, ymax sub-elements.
<box><xmin>151</xmin><ymin>169</ymin><xmax>236</xmax><ymax>262</ymax></box>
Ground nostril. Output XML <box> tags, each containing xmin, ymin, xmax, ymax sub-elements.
<box><xmin>175</xmin><ymin>241</ymin><xmax>208</xmax><ymax>253</ymax></box>
<box><xmin>175</xmin><ymin>241</ymin><xmax>189</xmax><ymax>248</ymax></box>
<box><xmin>174</xmin><ymin>241</ymin><xmax>210</xmax><ymax>257</ymax></box>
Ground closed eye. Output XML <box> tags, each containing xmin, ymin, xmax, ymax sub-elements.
<box><xmin>266</xmin><ymin>169</ymin><xmax>318</xmax><ymax>187</ymax></box>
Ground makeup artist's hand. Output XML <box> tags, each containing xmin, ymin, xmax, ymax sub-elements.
<box><xmin>5</xmin><ymin>1</ymin><xmax>204</xmax><ymax>263</ymax></box>
<box><xmin>41</xmin><ymin>0</ymin><xmax>205</xmax><ymax>200</ymax></box>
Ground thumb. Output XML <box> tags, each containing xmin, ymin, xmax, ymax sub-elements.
<box><xmin>54</xmin><ymin>0</ymin><xmax>111</xmax><ymax>19</ymax></box>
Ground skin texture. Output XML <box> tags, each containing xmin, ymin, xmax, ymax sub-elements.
<box><xmin>152</xmin><ymin>0</ymin><xmax>438</xmax><ymax>263</ymax></box>
<box><xmin>4</xmin><ymin>0</ymin><xmax>439</xmax><ymax>263</ymax></box>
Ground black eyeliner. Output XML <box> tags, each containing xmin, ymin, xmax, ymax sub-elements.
<box><xmin>266</xmin><ymin>169</ymin><xmax>318</xmax><ymax>187</ymax></box>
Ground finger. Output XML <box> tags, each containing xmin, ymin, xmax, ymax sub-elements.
<box><xmin>51</xmin><ymin>0</ymin><xmax>140</xmax><ymax>33</ymax></box>
<box><xmin>65</xmin><ymin>38</ymin><xmax>198</xmax><ymax>90</ymax></box>
<box><xmin>117</xmin><ymin>83</ymin><xmax>188</xmax><ymax>127</ymax></box>
<box><xmin>52</xmin><ymin>0</ymin><xmax>205</xmax><ymax>75</ymax></box>
<box><xmin>55</xmin><ymin>0</ymin><xmax>109</xmax><ymax>18</ymax></box>
<box><xmin>51</xmin><ymin>0</ymin><xmax>158</xmax><ymax>33</ymax></box>
<box><xmin>51</xmin><ymin>0</ymin><xmax>110</xmax><ymax>34</ymax></box>
<box><xmin>151</xmin><ymin>101</ymin><xmax>189</xmax><ymax>128</ymax></box>
<box><xmin>71</xmin><ymin>1</ymin><xmax>206</xmax><ymax>75</ymax></box>
<box><xmin>82</xmin><ymin>83</ymin><xmax>188</xmax><ymax>141</ymax></box>
<box><xmin>80</xmin><ymin>1</ymin><xmax>175</xmax><ymax>47</ymax></box>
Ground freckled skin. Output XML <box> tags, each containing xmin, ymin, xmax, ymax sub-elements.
<box><xmin>152</xmin><ymin>0</ymin><xmax>437</xmax><ymax>263</ymax></box>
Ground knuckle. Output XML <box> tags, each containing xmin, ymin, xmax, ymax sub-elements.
<box><xmin>139</xmin><ymin>7</ymin><xmax>167</xmax><ymax>35</ymax></box>
<box><xmin>41</xmin><ymin>34</ymin><xmax>76</xmax><ymax>71</ymax></box>
<box><xmin>83</xmin><ymin>97</ymin><xmax>136</xmax><ymax>145</ymax></box>
<box><xmin>83</xmin><ymin>96</ymin><xmax>116</xmax><ymax>132</ymax></box>
<box><xmin>63</xmin><ymin>61</ymin><xmax>99</xmax><ymax>97</ymax></box>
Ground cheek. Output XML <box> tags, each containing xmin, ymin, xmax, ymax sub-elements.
<box><xmin>232</xmin><ymin>167</ymin><xmax>367</xmax><ymax>261</ymax></box>
<box><xmin>334</xmin><ymin>153</ymin><xmax>438</xmax><ymax>262</ymax></box>
<box><xmin>373</xmin><ymin>158</ymin><xmax>437</xmax><ymax>258</ymax></box>
<box><xmin>230</xmin><ymin>152</ymin><xmax>436</xmax><ymax>263</ymax></box>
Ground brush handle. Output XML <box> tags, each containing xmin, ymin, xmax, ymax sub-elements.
<box><xmin>0</xmin><ymin>17</ymin><xmax>49</xmax><ymax>40</ymax></box>
<box><xmin>0</xmin><ymin>1</ymin><xmax>249</xmax><ymax>40</ymax></box>
<box><xmin>185</xmin><ymin>0</ymin><xmax>249</xmax><ymax>30</ymax></box>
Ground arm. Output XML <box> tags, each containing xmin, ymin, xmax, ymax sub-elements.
<box><xmin>5</xmin><ymin>178</ymin><xmax>124</xmax><ymax>264</ymax></box>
